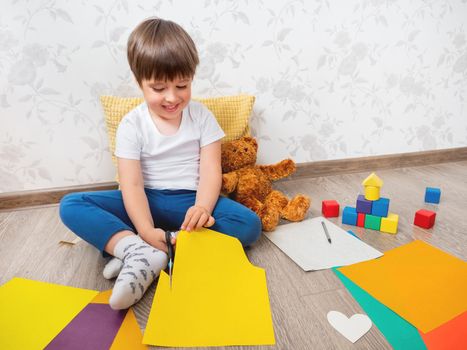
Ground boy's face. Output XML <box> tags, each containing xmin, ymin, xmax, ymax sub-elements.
<box><xmin>140</xmin><ymin>76</ymin><xmax>192</xmax><ymax>120</ymax></box>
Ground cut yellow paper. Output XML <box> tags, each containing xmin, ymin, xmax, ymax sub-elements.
<box><xmin>0</xmin><ymin>278</ymin><xmax>98</xmax><ymax>350</ymax></box>
<box><xmin>338</xmin><ymin>240</ymin><xmax>467</xmax><ymax>333</ymax></box>
<box><xmin>143</xmin><ymin>229</ymin><xmax>275</xmax><ymax>347</ymax></box>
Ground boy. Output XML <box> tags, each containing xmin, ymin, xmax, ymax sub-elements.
<box><xmin>60</xmin><ymin>18</ymin><xmax>261</xmax><ymax>310</ymax></box>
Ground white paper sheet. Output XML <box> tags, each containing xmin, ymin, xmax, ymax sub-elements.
<box><xmin>263</xmin><ymin>217</ymin><xmax>383</xmax><ymax>271</ymax></box>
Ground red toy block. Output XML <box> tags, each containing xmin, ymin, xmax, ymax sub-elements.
<box><xmin>357</xmin><ymin>213</ymin><xmax>365</xmax><ymax>227</ymax></box>
<box><xmin>414</xmin><ymin>209</ymin><xmax>436</xmax><ymax>229</ymax></box>
<box><xmin>322</xmin><ymin>200</ymin><xmax>340</xmax><ymax>217</ymax></box>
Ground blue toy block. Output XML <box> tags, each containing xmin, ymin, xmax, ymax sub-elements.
<box><xmin>356</xmin><ymin>195</ymin><xmax>372</xmax><ymax>214</ymax></box>
<box><xmin>371</xmin><ymin>197</ymin><xmax>390</xmax><ymax>217</ymax></box>
<box><xmin>342</xmin><ymin>206</ymin><xmax>358</xmax><ymax>225</ymax></box>
<box><xmin>425</xmin><ymin>187</ymin><xmax>441</xmax><ymax>204</ymax></box>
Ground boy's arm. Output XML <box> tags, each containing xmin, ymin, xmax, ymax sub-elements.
<box><xmin>196</xmin><ymin>140</ymin><xmax>222</xmax><ymax>213</ymax></box>
<box><xmin>181</xmin><ymin>140</ymin><xmax>222</xmax><ymax>231</ymax></box>
<box><xmin>118</xmin><ymin>158</ymin><xmax>169</xmax><ymax>252</ymax></box>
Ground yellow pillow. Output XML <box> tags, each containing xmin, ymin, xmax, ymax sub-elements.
<box><xmin>100</xmin><ymin>94</ymin><xmax>255</xmax><ymax>168</ymax></box>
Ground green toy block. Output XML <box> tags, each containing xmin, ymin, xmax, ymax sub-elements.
<box><xmin>364</xmin><ymin>214</ymin><xmax>381</xmax><ymax>231</ymax></box>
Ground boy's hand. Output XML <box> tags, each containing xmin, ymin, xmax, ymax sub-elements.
<box><xmin>141</xmin><ymin>228</ymin><xmax>176</xmax><ymax>253</ymax></box>
<box><xmin>181</xmin><ymin>205</ymin><xmax>215</xmax><ymax>231</ymax></box>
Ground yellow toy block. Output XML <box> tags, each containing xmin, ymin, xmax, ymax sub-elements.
<box><xmin>362</xmin><ymin>172</ymin><xmax>383</xmax><ymax>200</ymax></box>
<box><xmin>362</xmin><ymin>172</ymin><xmax>383</xmax><ymax>187</ymax></box>
<box><xmin>364</xmin><ymin>186</ymin><xmax>380</xmax><ymax>201</ymax></box>
<box><xmin>380</xmin><ymin>213</ymin><xmax>399</xmax><ymax>234</ymax></box>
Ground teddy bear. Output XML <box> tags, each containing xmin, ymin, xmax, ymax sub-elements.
<box><xmin>221</xmin><ymin>136</ymin><xmax>311</xmax><ymax>232</ymax></box>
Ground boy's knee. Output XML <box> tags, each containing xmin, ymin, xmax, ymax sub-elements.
<box><xmin>59</xmin><ymin>192</ymin><xmax>83</xmax><ymax>224</ymax></box>
<box><xmin>238</xmin><ymin>211</ymin><xmax>262</xmax><ymax>246</ymax></box>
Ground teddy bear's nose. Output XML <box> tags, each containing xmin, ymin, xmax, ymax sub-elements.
<box><xmin>244</xmin><ymin>148</ymin><xmax>248</xmax><ymax>152</ymax></box>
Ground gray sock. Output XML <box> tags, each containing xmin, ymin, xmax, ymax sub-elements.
<box><xmin>109</xmin><ymin>235</ymin><xmax>168</xmax><ymax>310</ymax></box>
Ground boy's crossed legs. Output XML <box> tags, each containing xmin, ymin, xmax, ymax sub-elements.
<box><xmin>60</xmin><ymin>189</ymin><xmax>261</xmax><ymax>309</ymax></box>
<box><xmin>103</xmin><ymin>189</ymin><xmax>262</xmax><ymax>279</ymax></box>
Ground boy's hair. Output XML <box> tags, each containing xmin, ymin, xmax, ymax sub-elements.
<box><xmin>127</xmin><ymin>18</ymin><xmax>199</xmax><ymax>85</ymax></box>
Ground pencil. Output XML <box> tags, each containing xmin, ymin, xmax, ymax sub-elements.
<box><xmin>321</xmin><ymin>220</ymin><xmax>332</xmax><ymax>244</ymax></box>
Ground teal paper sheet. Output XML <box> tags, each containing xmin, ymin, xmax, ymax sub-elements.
<box><xmin>333</xmin><ymin>268</ymin><xmax>427</xmax><ymax>350</ymax></box>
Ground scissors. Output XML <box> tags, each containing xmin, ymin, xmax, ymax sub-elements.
<box><xmin>165</xmin><ymin>231</ymin><xmax>175</xmax><ymax>290</ymax></box>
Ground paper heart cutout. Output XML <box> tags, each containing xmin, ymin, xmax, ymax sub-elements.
<box><xmin>327</xmin><ymin>311</ymin><xmax>372</xmax><ymax>343</ymax></box>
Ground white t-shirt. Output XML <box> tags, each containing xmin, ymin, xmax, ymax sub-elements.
<box><xmin>115</xmin><ymin>101</ymin><xmax>225</xmax><ymax>190</ymax></box>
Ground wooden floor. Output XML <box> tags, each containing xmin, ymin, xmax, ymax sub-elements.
<box><xmin>1</xmin><ymin>161</ymin><xmax>466</xmax><ymax>349</ymax></box>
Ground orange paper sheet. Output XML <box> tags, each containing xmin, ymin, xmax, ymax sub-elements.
<box><xmin>143</xmin><ymin>229</ymin><xmax>275</xmax><ymax>347</ymax></box>
<box><xmin>420</xmin><ymin>311</ymin><xmax>467</xmax><ymax>350</ymax></box>
<box><xmin>110</xmin><ymin>308</ymin><xmax>147</xmax><ymax>350</ymax></box>
<box><xmin>338</xmin><ymin>240</ymin><xmax>467</xmax><ymax>333</ymax></box>
<box><xmin>90</xmin><ymin>289</ymin><xmax>113</xmax><ymax>304</ymax></box>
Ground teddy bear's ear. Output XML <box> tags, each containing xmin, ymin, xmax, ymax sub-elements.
<box><xmin>242</xmin><ymin>136</ymin><xmax>258</xmax><ymax>151</ymax></box>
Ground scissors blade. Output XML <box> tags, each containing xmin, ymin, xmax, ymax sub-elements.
<box><xmin>168</xmin><ymin>260</ymin><xmax>173</xmax><ymax>290</ymax></box>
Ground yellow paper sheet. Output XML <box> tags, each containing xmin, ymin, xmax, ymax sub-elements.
<box><xmin>0</xmin><ymin>278</ymin><xmax>98</xmax><ymax>350</ymax></box>
<box><xmin>143</xmin><ymin>229</ymin><xmax>275</xmax><ymax>347</ymax></box>
<box><xmin>338</xmin><ymin>240</ymin><xmax>467</xmax><ymax>333</ymax></box>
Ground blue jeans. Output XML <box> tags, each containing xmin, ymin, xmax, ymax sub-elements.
<box><xmin>59</xmin><ymin>189</ymin><xmax>261</xmax><ymax>255</ymax></box>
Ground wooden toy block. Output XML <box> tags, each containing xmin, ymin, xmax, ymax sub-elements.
<box><xmin>364</xmin><ymin>214</ymin><xmax>381</xmax><ymax>230</ymax></box>
<box><xmin>322</xmin><ymin>200</ymin><xmax>340</xmax><ymax>217</ymax></box>
<box><xmin>356</xmin><ymin>194</ymin><xmax>372</xmax><ymax>214</ymax></box>
<box><xmin>371</xmin><ymin>197</ymin><xmax>390</xmax><ymax>217</ymax></box>
<box><xmin>342</xmin><ymin>206</ymin><xmax>357</xmax><ymax>225</ymax></box>
<box><xmin>357</xmin><ymin>213</ymin><xmax>365</xmax><ymax>227</ymax></box>
<box><xmin>380</xmin><ymin>213</ymin><xmax>399</xmax><ymax>234</ymax></box>
<box><xmin>362</xmin><ymin>172</ymin><xmax>383</xmax><ymax>201</ymax></box>
<box><xmin>414</xmin><ymin>209</ymin><xmax>436</xmax><ymax>229</ymax></box>
<box><xmin>364</xmin><ymin>186</ymin><xmax>380</xmax><ymax>201</ymax></box>
<box><xmin>425</xmin><ymin>187</ymin><xmax>441</xmax><ymax>204</ymax></box>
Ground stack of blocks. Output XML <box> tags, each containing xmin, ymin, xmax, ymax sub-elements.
<box><xmin>342</xmin><ymin>173</ymin><xmax>399</xmax><ymax>234</ymax></box>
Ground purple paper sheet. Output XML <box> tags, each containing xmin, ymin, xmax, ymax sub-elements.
<box><xmin>45</xmin><ymin>303</ymin><xmax>127</xmax><ymax>350</ymax></box>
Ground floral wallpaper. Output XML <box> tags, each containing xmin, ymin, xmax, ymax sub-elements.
<box><xmin>1</xmin><ymin>0</ymin><xmax>466</xmax><ymax>193</ymax></box>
